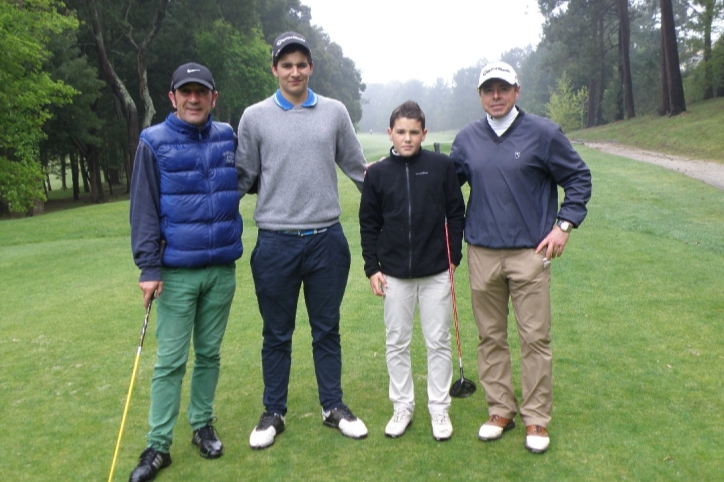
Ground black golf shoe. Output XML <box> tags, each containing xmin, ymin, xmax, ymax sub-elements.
<box><xmin>192</xmin><ymin>422</ymin><xmax>224</xmax><ymax>458</ymax></box>
<box><xmin>129</xmin><ymin>447</ymin><xmax>171</xmax><ymax>482</ymax></box>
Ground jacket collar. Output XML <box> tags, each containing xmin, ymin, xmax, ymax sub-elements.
<box><xmin>166</xmin><ymin>112</ymin><xmax>214</xmax><ymax>138</ymax></box>
<box><xmin>389</xmin><ymin>146</ymin><xmax>424</xmax><ymax>163</ymax></box>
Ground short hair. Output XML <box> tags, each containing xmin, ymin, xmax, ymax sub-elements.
<box><xmin>273</xmin><ymin>44</ymin><xmax>313</xmax><ymax>68</ymax></box>
<box><xmin>389</xmin><ymin>100</ymin><xmax>426</xmax><ymax>130</ymax></box>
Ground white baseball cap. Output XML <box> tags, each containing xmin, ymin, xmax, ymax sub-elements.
<box><xmin>478</xmin><ymin>61</ymin><xmax>519</xmax><ymax>89</ymax></box>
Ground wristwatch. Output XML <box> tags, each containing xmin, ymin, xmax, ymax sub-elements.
<box><xmin>557</xmin><ymin>219</ymin><xmax>573</xmax><ymax>233</ymax></box>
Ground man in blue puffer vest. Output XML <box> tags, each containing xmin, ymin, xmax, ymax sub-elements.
<box><xmin>128</xmin><ymin>62</ymin><xmax>242</xmax><ymax>482</ymax></box>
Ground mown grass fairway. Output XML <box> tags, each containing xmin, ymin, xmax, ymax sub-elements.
<box><xmin>1</xmin><ymin>132</ymin><xmax>722</xmax><ymax>481</ymax></box>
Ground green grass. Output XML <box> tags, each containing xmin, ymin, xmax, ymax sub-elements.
<box><xmin>1</xmin><ymin>130</ymin><xmax>723</xmax><ymax>481</ymax></box>
<box><xmin>569</xmin><ymin>96</ymin><xmax>724</xmax><ymax>164</ymax></box>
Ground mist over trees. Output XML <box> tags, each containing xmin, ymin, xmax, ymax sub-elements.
<box><xmin>2</xmin><ymin>0</ymin><xmax>723</xmax><ymax>215</ymax></box>
<box><xmin>359</xmin><ymin>0</ymin><xmax>723</xmax><ymax>132</ymax></box>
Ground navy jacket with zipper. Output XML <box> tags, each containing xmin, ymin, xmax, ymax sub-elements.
<box><xmin>359</xmin><ymin>147</ymin><xmax>465</xmax><ymax>279</ymax></box>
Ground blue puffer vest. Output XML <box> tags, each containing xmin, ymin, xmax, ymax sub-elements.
<box><xmin>140</xmin><ymin>113</ymin><xmax>243</xmax><ymax>268</ymax></box>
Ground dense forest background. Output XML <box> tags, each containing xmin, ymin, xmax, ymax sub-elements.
<box><xmin>1</xmin><ymin>0</ymin><xmax>723</xmax><ymax>214</ymax></box>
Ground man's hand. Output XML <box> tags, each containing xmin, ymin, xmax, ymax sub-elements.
<box><xmin>535</xmin><ymin>226</ymin><xmax>571</xmax><ymax>260</ymax></box>
<box><xmin>139</xmin><ymin>281</ymin><xmax>163</xmax><ymax>309</ymax></box>
<box><xmin>368</xmin><ymin>272</ymin><xmax>387</xmax><ymax>297</ymax></box>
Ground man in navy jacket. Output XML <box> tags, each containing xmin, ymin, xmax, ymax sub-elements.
<box><xmin>450</xmin><ymin>61</ymin><xmax>591</xmax><ymax>454</ymax></box>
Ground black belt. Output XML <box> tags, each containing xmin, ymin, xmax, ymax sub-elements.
<box><xmin>277</xmin><ymin>227</ymin><xmax>328</xmax><ymax>236</ymax></box>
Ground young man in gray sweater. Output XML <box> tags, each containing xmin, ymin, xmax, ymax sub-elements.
<box><xmin>236</xmin><ymin>31</ymin><xmax>369</xmax><ymax>449</ymax></box>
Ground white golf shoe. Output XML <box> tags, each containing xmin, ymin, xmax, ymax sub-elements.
<box><xmin>322</xmin><ymin>405</ymin><xmax>368</xmax><ymax>439</ymax></box>
<box><xmin>478</xmin><ymin>414</ymin><xmax>515</xmax><ymax>441</ymax></box>
<box><xmin>431</xmin><ymin>411</ymin><xmax>453</xmax><ymax>441</ymax></box>
<box><xmin>249</xmin><ymin>412</ymin><xmax>285</xmax><ymax>449</ymax></box>
<box><xmin>525</xmin><ymin>425</ymin><xmax>550</xmax><ymax>454</ymax></box>
<box><xmin>385</xmin><ymin>408</ymin><xmax>413</xmax><ymax>438</ymax></box>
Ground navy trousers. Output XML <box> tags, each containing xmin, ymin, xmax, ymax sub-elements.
<box><xmin>250</xmin><ymin>223</ymin><xmax>350</xmax><ymax>414</ymax></box>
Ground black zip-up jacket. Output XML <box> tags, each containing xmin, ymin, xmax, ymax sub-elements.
<box><xmin>360</xmin><ymin>147</ymin><xmax>465</xmax><ymax>279</ymax></box>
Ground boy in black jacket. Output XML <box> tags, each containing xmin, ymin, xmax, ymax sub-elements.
<box><xmin>359</xmin><ymin>101</ymin><xmax>465</xmax><ymax>440</ymax></box>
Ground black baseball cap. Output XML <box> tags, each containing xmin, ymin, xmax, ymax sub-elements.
<box><xmin>272</xmin><ymin>31</ymin><xmax>311</xmax><ymax>61</ymax></box>
<box><xmin>170</xmin><ymin>62</ymin><xmax>215</xmax><ymax>91</ymax></box>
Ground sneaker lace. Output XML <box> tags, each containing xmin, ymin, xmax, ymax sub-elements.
<box><xmin>392</xmin><ymin>409</ymin><xmax>409</xmax><ymax>423</ymax></box>
<box><xmin>197</xmin><ymin>419</ymin><xmax>219</xmax><ymax>442</ymax></box>
<box><xmin>333</xmin><ymin>404</ymin><xmax>354</xmax><ymax>420</ymax></box>
<box><xmin>258</xmin><ymin>412</ymin><xmax>280</xmax><ymax>429</ymax></box>
<box><xmin>432</xmin><ymin>412</ymin><xmax>450</xmax><ymax>425</ymax></box>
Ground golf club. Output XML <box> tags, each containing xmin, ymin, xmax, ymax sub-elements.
<box><xmin>108</xmin><ymin>295</ymin><xmax>154</xmax><ymax>482</ymax></box>
<box><xmin>445</xmin><ymin>223</ymin><xmax>477</xmax><ymax>398</ymax></box>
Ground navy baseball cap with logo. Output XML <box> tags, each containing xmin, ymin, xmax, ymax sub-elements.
<box><xmin>170</xmin><ymin>62</ymin><xmax>215</xmax><ymax>91</ymax></box>
<box><xmin>272</xmin><ymin>31</ymin><xmax>312</xmax><ymax>61</ymax></box>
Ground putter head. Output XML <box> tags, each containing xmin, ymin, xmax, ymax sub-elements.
<box><xmin>449</xmin><ymin>378</ymin><xmax>477</xmax><ymax>398</ymax></box>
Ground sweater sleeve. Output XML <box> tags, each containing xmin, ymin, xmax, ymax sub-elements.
<box><xmin>129</xmin><ymin>140</ymin><xmax>162</xmax><ymax>282</ymax></box>
<box><xmin>334</xmin><ymin>105</ymin><xmax>367</xmax><ymax>192</ymax></box>
<box><xmin>236</xmin><ymin>108</ymin><xmax>261</xmax><ymax>198</ymax></box>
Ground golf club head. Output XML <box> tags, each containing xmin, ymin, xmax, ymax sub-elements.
<box><xmin>449</xmin><ymin>377</ymin><xmax>477</xmax><ymax>398</ymax></box>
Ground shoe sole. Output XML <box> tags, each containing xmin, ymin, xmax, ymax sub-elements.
<box><xmin>478</xmin><ymin>421</ymin><xmax>516</xmax><ymax>442</ymax></box>
<box><xmin>323</xmin><ymin>420</ymin><xmax>368</xmax><ymax>439</ymax></box>
<box><xmin>432</xmin><ymin>433</ymin><xmax>452</xmax><ymax>441</ymax></box>
<box><xmin>250</xmin><ymin>442</ymin><xmax>274</xmax><ymax>450</ymax></box>
<box><xmin>525</xmin><ymin>437</ymin><xmax>550</xmax><ymax>454</ymax></box>
<box><xmin>249</xmin><ymin>424</ymin><xmax>285</xmax><ymax>450</ymax></box>
<box><xmin>525</xmin><ymin>444</ymin><xmax>549</xmax><ymax>454</ymax></box>
<box><xmin>249</xmin><ymin>432</ymin><xmax>282</xmax><ymax>450</ymax></box>
<box><xmin>385</xmin><ymin>420</ymin><xmax>412</xmax><ymax>438</ymax></box>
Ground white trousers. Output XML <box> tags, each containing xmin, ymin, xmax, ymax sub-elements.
<box><xmin>383</xmin><ymin>271</ymin><xmax>453</xmax><ymax>414</ymax></box>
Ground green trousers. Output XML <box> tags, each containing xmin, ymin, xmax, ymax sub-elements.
<box><xmin>146</xmin><ymin>264</ymin><xmax>236</xmax><ymax>452</ymax></box>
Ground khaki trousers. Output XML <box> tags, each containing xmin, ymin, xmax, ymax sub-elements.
<box><xmin>468</xmin><ymin>245</ymin><xmax>552</xmax><ymax>427</ymax></box>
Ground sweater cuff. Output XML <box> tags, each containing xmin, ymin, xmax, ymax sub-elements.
<box><xmin>139</xmin><ymin>267</ymin><xmax>162</xmax><ymax>283</ymax></box>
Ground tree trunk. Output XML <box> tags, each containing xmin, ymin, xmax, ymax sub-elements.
<box><xmin>61</xmin><ymin>155</ymin><xmax>67</xmax><ymax>190</ymax></box>
<box><xmin>596</xmin><ymin>13</ymin><xmax>605</xmax><ymax>126</ymax></box>
<box><xmin>618</xmin><ymin>0</ymin><xmax>635</xmax><ymax>118</ymax></box>
<box><xmin>88</xmin><ymin>144</ymin><xmax>104</xmax><ymax>203</ymax></box>
<box><xmin>702</xmin><ymin>0</ymin><xmax>714</xmax><ymax>100</ymax></box>
<box><xmin>80</xmin><ymin>154</ymin><xmax>90</xmax><ymax>193</ymax></box>
<box><xmin>658</xmin><ymin>25</ymin><xmax>670</xmax><ymax>115</ymax></box>
<box><xmin>70</xmin><ymin>151</ymin><xmax>80</xmax><ymax>201</ymax></box>
<box><xmin>90</xmin><ymin>1</ymin><xmax>139</xmax><ymax>189</ymax></box>
<box><xmin>660</xmin><ymin>0</ymin><xmax>686</xmax><ymax>115</ymax></box>
<box><xmin>134</xmin><ymin>1</ymin><xmax>171</xmax><ymax>129</ymax></box>
<box><xmin>105</xmin><ymin>167</ymin><xmax>114</xmax><ymax>196</ymax></box>
<box><xmin>586</xmin><ymin>77</ymin><xmax>597</xmax><ymax>128</ymax></box>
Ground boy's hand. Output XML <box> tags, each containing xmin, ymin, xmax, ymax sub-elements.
<box><xmin>368</xmin><ymin>272</ymin><xmax>387</xmax><ymax>297</ymax></box>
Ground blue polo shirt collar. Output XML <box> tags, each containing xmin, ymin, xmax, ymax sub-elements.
<box><xmin>273</xmin><ymin>88</ymin><xmax>318</xmax><ymax>110</ymax></box>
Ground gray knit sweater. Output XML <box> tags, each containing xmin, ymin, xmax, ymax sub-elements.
<box><xmin>236</xmin><ymin>90</ymin><xmax>367</xmax><ymax>231</ymax></box>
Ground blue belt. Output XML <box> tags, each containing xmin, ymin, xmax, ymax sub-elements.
<box><xmin>277</xmin><ymin>227</ymin><xmax>328</xmax><ymax>236</ymax></box>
